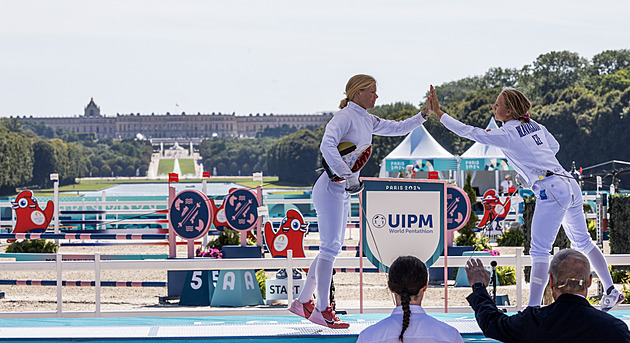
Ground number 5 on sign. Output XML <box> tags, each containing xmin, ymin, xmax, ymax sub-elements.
<box><xmin>179</xmin><ymin>270</ymin><xmax>216</xmax><ymax>306</ymax></box>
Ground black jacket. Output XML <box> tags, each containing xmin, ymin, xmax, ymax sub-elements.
<box><xmin>467</xmin><ymin>287</ymin><xmax>630</xmax><ymax>342</ymax></box>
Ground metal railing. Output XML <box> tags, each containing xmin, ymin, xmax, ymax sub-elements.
<box><xmin>2</xmin><ymin>249</ymin><xmax>629</xmax><ymax>319</ymax></box>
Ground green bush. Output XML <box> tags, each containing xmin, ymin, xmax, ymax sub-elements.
<box><xmin>256</xmin><ymin>270</ymin><xmax>268</xmax><ymax>299</ymax></box>
<box><xmin>206</xmin><ymin>229</ymin><xmax>256</xmax><ymax>252</ymax></box>
<box><xmin>455</xmin><ymin>172</ymin><xmax>480</xmax><ymax>247</ymax></box>
<box><xmin>611</xmin><ymin>268</ymin><xmax>630</xmax><ymax>284</ymax></box>
<box><xmin>473</xmin><ymin>236</ymin><xmax>491</xmax><ymax>251</ymax></box>
<box><xmin>5</xmin><ymin>239</ymin><xmax>57</xmax><ymax>253</ymax></box>
<box><xmin>609</xmin><ymin>194</ymin><xmax>630</xmax><ymax>254</ymax></box>
<box><xmin>622</xmin><ymin>283</ymin><xmax>630</xmax><ymax>304</ymax></box>
<box><xmin>497</xmin><ymin>266</ymin><xmax>516</xmax><ymax>285</ymax></box>
<box><xmin>497</xmin><ymin>226</ymin><xmax>525</xmax><ymax>247</ymax></box>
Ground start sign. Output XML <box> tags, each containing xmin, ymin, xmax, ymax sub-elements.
<box><xmin>169</xmin><ymin>189</ymin><xmax>213</xmax><ymax>240</ymax></box>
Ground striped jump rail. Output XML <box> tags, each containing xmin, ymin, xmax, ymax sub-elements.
<box><xmin>0</xmin><ymin>279</ymin><xmax>166</xmax><ymax>287</ymax></box>
<box><xmin>305</xmin><ymin>245</ymin><xmax>359</xmax><ymax>251</ymax></box>
<box><xmin>0</xmin><ymin>233</ymin><xmax>168</xmax><ymax>240</ymax></box>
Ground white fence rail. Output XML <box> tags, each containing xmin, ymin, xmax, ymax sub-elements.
<box><xmin>2</xmin><ymin>250</ymin><xmax>630</xmax><ymax>319</ymax></box>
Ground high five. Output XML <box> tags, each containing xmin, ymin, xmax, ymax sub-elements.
<box><xmin>426</xmin><ymin>86</ymin><xmax>624</xmax><ymax>310</ymax></box>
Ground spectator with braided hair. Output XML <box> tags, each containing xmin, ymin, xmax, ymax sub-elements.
<box><xmin>357</xmin><ymin>256</ymin><xmax>464</xmax><ymax>343</ymax></box>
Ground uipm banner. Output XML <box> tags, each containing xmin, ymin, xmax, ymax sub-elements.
<box><xmin>360</xmin><ymin>177</ymin><xmax>446</xmax><ymax>272</ymax></box>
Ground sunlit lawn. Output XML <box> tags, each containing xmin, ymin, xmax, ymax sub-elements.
<box><xmin>27</xmin><ymin>176</ymin><xmax>306</xmax><ymax>197</ymax></box>
<box><xmin>157</xmin><ymin>159</ymin><xmax>175</xmax><ymax>175</ymax></box>
<box><xmin>178</xmin><ymin>159</ymin><xmax>195</xmax><ymax>175</ymax></box>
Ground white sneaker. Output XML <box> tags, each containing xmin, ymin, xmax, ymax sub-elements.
<box><xmin>601</xmin><ymin>287</ymin><xmax>625</xmax><ymax>312</ymax></box>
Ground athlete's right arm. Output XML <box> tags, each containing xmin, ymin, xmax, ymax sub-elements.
<box><xmin>440</xmin><ymin>114</ymin><xmax>510</xmax><ymax>148</ymax></box>
<box><xmin>320</xmin><ymin>114</ymin><xmax>353</xmax><ymax>178</ymax></box>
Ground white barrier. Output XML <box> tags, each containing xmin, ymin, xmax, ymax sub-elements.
<box><xmin>2</xmin><ymin>250</ymin><xmax>630</xmax><ymax>318</ymax></box>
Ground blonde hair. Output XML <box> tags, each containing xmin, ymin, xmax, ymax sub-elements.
<box><xmin>501</xmin><ymin>88</ymin><xmax>531</xmax><ymax>123</ymax></box>
<box><xmin>339</xmin><ymin>74</ymin><xmax>376</xmax><ymax>109</ymax></box>
<box><xmin>549</xmin><ymin>249</ymin><xmax>591</xmax><ymax>294</ymax></box>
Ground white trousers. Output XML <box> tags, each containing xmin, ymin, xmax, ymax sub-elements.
<box><xmin>312</xmin><ymin>173</ymin><xmax>351</xmax><ymax>258</ymax></box>
<box><xmin>530</xmin><ymin>176</ymin><xmax>596</xmax><ymax>262</ymax></box>
<box><xmin>297</xmin><ymin>173</ymin><xmax>350</xmax><ymax>308</ymax></box>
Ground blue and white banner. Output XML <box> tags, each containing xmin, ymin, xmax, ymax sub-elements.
<box><xmin>360</xmin><ymin>178</ymin><xmax>446</xmax><ymax>272</ymax></box>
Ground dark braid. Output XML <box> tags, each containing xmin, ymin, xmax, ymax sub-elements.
<box><xmin>388</xmin><ymin>256</ymin><xmax>428</xmax><ymax>343</ymax></box>
<box><xmin>399</xmin><ymin>291</ymin><xmax>411</xmax><ymax>342</ymax></box>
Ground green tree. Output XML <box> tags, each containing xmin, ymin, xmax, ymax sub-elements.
<box><xmin>267</xmin><ymin>129</ymin><xmax>320</xmax><ymax>184</ymax></box>
<box><xmin>32</xmin><ymin>140</ymin><xmax>58</xmax><ymax>188</ymax></box>
<box><xmin>455</xmin><ymin>173</ymin><xmax>479</xmax><ymax>246</ymax></box>
<box><xmin>523</xmin><ymin>51</ymin><xmax>588</xmax><ymax>97</ymax></box>
<box><xmin>0</xmin><ymin>128</ymin><xmax>34</xmax><ymax>194</ymax></box>
<box><xmin>589</xmin><ymin>49</ymin><xmax>630</xmax><ymax>76</ymax></box>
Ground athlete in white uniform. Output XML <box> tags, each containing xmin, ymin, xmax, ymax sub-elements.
<box><xmin>357</xmin><ymin>256</ymin><xmax>464</xmax><ymax>343</ymax></box>
<box><xmin>289</xmin><ymin>74</ymin><xmax>427</xmax><ymax>328</ymax></box>
<box><xmin>427</xmin><ymin>86</ymin><xmax>624</xmax><ymax>310</ymax></box>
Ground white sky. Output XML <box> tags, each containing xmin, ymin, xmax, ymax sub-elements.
<box><xmin>1</xmin><ymin>0</ymin><xmax>628</xmax><ymax>117</ymax></box>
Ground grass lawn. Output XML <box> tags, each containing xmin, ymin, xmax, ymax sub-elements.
<box><xmin>25</xmin><ymin>176</ymin><xmax>307</xmax><ymax>197</ymax></box>
<box><xmin>178</xmin><ymin>159</ymin><xmax>195</xmax><ymax>175</ymax></box>
<box><xmin>157</xmin><ymin>159</ymin><xmax>175</xmax><ymax>175</ymax></box>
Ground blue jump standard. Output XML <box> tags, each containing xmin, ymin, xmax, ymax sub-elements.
<box><xmin>0</xmin><ymin>312</ymin><xmax>628</xmax><ymax>342</ymax></box>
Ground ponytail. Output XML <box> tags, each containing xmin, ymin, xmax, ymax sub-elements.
<box><xmin>399</xmin><ymin>290</ymin><xmax>411</xmax><ymax>342</ymax></box>
<box><xmin>339</xmin><ymin>74</ymin><xmax>376</xmax><ymax>109</ymax></box>
<box><xmin>387</xmin><ymin>256</ymin><xmax>428</xmax><ymax>343</ymax></box>
<box><xmin>339</xmin><ymin>98</ymin><xmax>351</xmax><ymax>109</ymax></box>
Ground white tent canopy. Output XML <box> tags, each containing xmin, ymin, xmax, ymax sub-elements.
<box><xmin>459</xmin><ymin>118</ymin><xmax>516</xmax><ymax>191</ymax></box>
<box><xmin>378</xmin><ymin>125</ymin><xmax>457</xmax><ymax>178</ymax></box>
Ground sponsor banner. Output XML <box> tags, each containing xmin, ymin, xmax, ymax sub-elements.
<box><xmin>386</xmin><ymin>158</ymin><xmax>458</xmax><ymax>172</ymax></box>
<box><xmin>361</xmin><ymin>178</ymin><xmax>445</xmax><ymax>272</ymax></box>
<box><xmin>385</xmin><ymin>159</ymin><xmax>416</xmax><ymax>172</ymax></box>
<box><xmin>460</xmin><ymin>158</ymin><xmax>513</xmax><ymax>171</ymax></box>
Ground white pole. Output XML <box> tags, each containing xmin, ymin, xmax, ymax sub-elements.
<box><xmin>56</xmin><ymin>253</ymin><xmax>63</xmax><ymax>317</ymax></box>
<box><xmin>95</xmin><ymin>253</ymin><xmax>101</xmax><ymax>316</ymax></box>
<box><xmin>54</xmin><ymin>180</ymin><xmax>59</xmax><ymax>234</ymax></box>
<box><xmin>287</xmin><ymin>250</ymin><xmax>294</xmax><ymax>303</ymax></box>
<box><xmin>516</xmin><ymin>248</ymin><xmax>522</xmax><ymax>310</ymax></box>
<box><xmin>202</xmin><ymin>179</ymin><xmax>208</xmax><ymax>248</ymax></box>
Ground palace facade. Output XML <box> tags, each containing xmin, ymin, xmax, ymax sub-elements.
<box><xmin>18</xmin><ymin>98</ymin><xmax>333</xmax><ymax>140</ymax></box>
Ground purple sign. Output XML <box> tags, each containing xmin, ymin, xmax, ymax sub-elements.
<box><xmin>446</xmin><ymin>186</ymin><xmax>471</xmax><ymax>231</ymax></box>
<box><xmin>224</xmin><ymin>188</ymin><xmax>259</xmax><ymax>231</ymax></box>
<box><xmin>169</xmin><ymin>189</ymin><xmax>213</xmax><ymax>240</ymax></box>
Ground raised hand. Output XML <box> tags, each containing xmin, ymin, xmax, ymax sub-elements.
<box><xmin>425</xmin><ymin>89</ymin><xmax>434</xmax><ymax>115</ymax></box>
<box><xmin>465</xmin><ymin>258</ymin><xmax>491</xmax><ymax>288</ymax></box>
<box><xmin>430</xmin><ymin>85</ymin><xmax>445</xmax><ymax>118</ymax></box>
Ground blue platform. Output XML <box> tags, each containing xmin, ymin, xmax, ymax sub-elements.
<box><xmin>0</xmin><ymin>311</ymin><xmax>628</xmax><ymax>342</ymax></box>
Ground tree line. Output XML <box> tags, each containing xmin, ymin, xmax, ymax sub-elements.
<box><xmin>201</xmin><ymin>49</ymin><xmax>630</xmax><ymax>187</ymax></box>
<box><xmin>0</xmin><ymin>121</ymin><xmax>153</xmax><ymax>195</ymax></box>
<box><xmin>2</xmin><ymin>49</ymin><xmax>629</xmax><ymax>192</ymax></box>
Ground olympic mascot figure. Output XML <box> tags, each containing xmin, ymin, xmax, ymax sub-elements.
<box><xmin>288</xmin><ymin>74</ymin><xmax>428</xmax><ymax>328</ymax></box>
<box><xmin>264</xmin><ymin>209</ymin><xmax>309</xmax><ymax>279</ymax></box>
<box><xmin>476</xmin><ymin>189</ymin><xmax>511</xmax><ymax>232</ymax></box>
<box><xmin>11</xmin><ymin>190</ymin><xmax>54</xmax><ymax>234</ymax></box>
<box><xmin>427</xmin><ymin>85</ymin><xmax>624</xmax><ymax>310</ymax></box>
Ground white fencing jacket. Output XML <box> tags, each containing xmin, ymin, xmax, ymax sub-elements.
<box><xmin>322</xmin><ymin>101</ymin><xmax>426</xmax><ymax>178</ymax></box>
<box><xmin>440</xmin><ymin>113</ymin><xmax>568</xmax><ymax>188</ymax></box>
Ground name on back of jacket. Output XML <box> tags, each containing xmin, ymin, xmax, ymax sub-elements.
<box><xmin>515</xmin><ymin>121</ymin><xmax>541</xmax><ymax>137</ymax></box>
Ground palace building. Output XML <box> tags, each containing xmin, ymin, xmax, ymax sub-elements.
<box><xmin>18</xmin><ymin>98</ymin><xmax>333</xmax><ymax>140</ymax></box>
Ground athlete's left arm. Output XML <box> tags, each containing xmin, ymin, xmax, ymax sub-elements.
<box><xmin>541</xmin><ymin>124</ymin><xmax>560</xmax><ymax>155</ymax></box>
<box><xmin>441</xmin><ymin>114</ymin><xmax>510</xmax><ymax>148</ymax></box>
<box><xmin>371</xmin><ymin>111</ymin><xmax>426</xmax><ymax>136</ymax></box>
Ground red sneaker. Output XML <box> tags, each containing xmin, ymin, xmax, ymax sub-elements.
<box><xmin>308</xmin><ymin>304</ymin><xmax>350</xmax><ymax>329</ymax></box>
<box><xmin>288</xmin><ymin>298</ymin><xmax>315</xmax><ymax>319</ymax></box>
